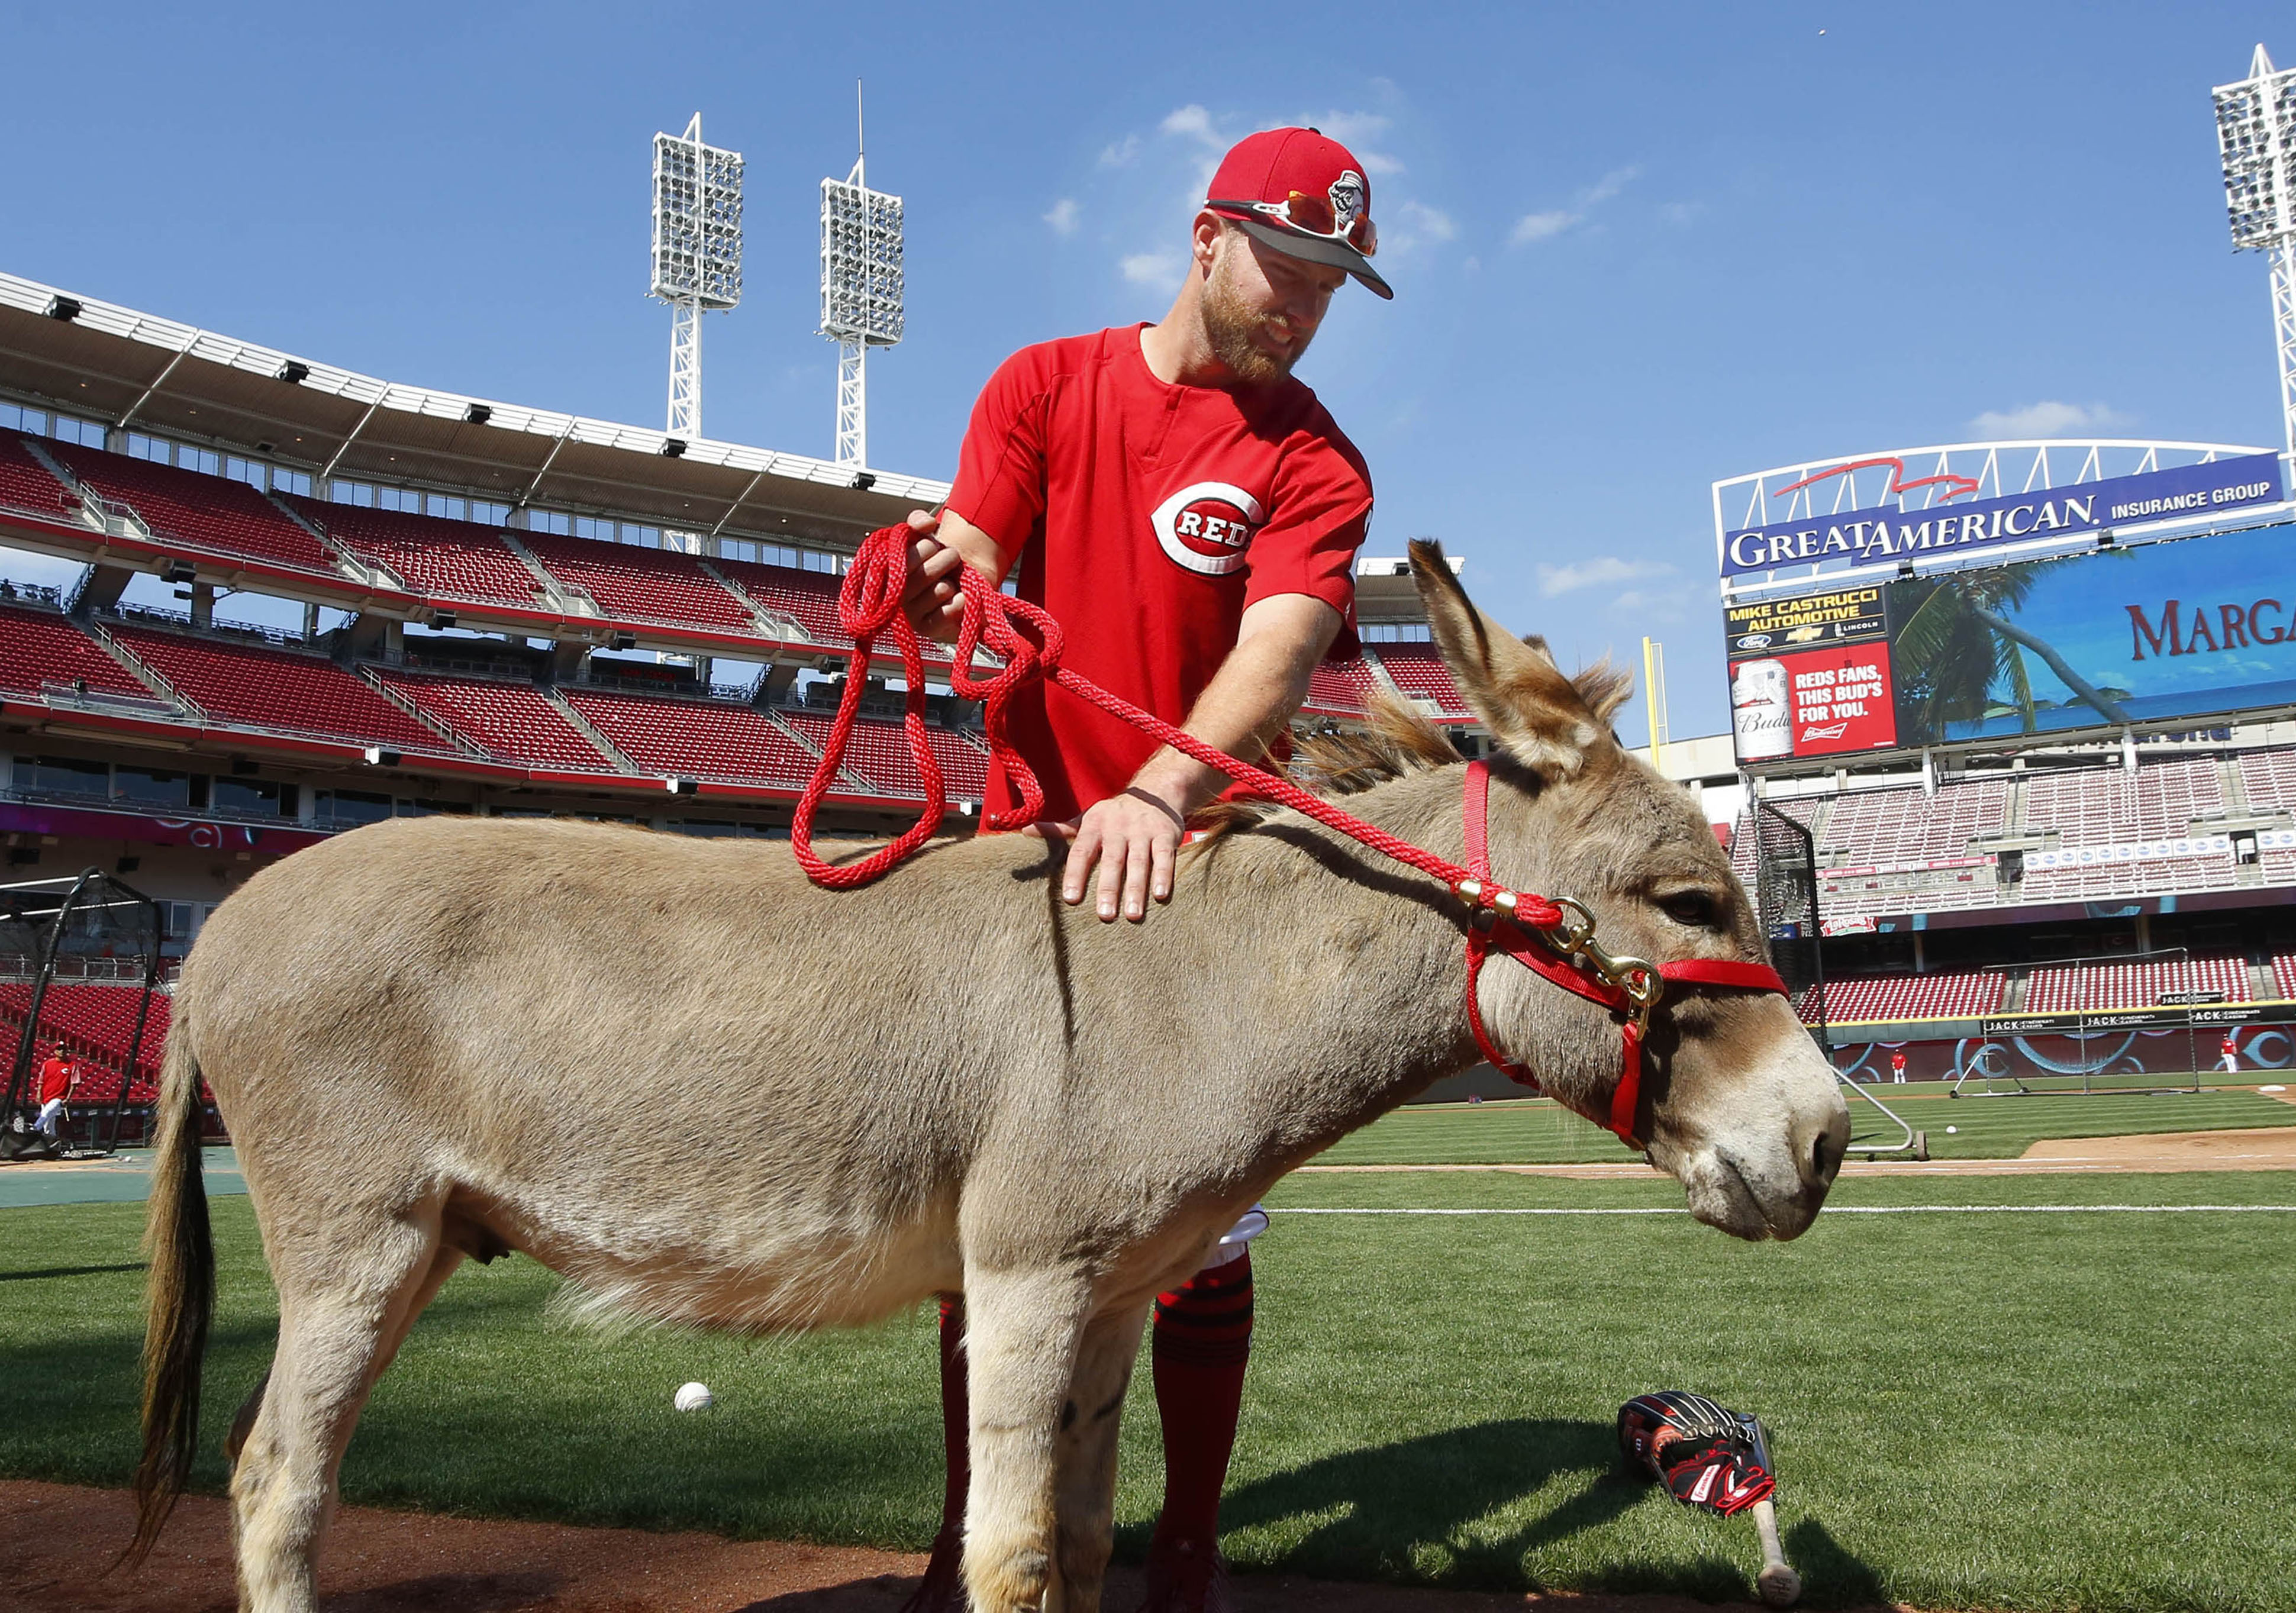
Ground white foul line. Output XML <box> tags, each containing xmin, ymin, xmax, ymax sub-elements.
<box><xmin>1279</xmin><ymin>1205</ymin><xmax>2296</xmax><ymax>1216</ymax></box>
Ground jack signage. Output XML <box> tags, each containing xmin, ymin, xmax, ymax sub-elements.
<box><xmin>1720</xmin><ymin>453</ymin><xmax>2283</xmax><ymax>579</ymax></box>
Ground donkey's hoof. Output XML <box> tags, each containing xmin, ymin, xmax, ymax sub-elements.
<box><xmin>1134</xmin><ymin>1537</ymin><xmax>1232</xmax><ymax>1613</ymax></box>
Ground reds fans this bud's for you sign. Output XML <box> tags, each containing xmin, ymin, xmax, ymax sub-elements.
<box><xmin>1726</xmin><ymin>586</ymin><xmax>1899</xmax><ymax>763</ymax></box>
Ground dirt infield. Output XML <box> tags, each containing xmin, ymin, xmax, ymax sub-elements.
<box><xmin>1295</xmin><ymin>1125</ymin><xmax>2296</xmax><ymax>1179</ymax></box>
<box><xmin>2</xmin><ymin>1479</ymin><xmax>1864</xmax><ymax>1613</ymax></box>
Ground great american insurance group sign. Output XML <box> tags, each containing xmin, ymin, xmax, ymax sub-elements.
<box><xmin>1719</xmin><ymin>451</ymin><xmax>2284</xmax><ymax>579</ymax></box>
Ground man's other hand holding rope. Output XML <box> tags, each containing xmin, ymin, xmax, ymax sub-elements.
<box><xmin>900</xmin><ymin>508</ymin><xmax>1342</xmax><ymax>922</ymax></box>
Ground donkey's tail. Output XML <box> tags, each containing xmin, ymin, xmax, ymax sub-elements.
<box><xmin>124</xmin><ymin>1009</ymin><xmax>212</xmax><ymax>1570</ymax></box>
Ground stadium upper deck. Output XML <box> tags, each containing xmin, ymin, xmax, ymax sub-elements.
<box><xmin>0</xmin><ymin>272</ymin><xmax>1477</xmax><ymax>943</ymax></box>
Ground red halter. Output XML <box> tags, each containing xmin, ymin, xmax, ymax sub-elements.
<box><xmin>1459</xmin><ymin>760</ymin><xmax>1790</xmax><ymax>1147</ymax></box>
<box><xmin>791</xmin><ymin>525</ymin><xmax>1792</xmax><ymax>1151</ymax></box>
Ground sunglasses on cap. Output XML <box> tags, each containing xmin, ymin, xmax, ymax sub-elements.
<box><xmin>1208</xmin><ymin>193</ymin><xmax>1378</xmax><ymax>257</ymax></box>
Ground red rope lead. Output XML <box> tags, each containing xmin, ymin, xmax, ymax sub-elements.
<box><xmin>789</xmin><ymin>524</ymin><xmax>1563</xmax><ymax>922</ymax></box>
<box><xmin>786</xmin><ymin>524</ymin><xmax>1788</xmax><ymax>1149</ymax></box>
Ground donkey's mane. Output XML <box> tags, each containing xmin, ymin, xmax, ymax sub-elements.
<box><xmin>1188</xmin><ymin>691</ymin><xmax>1459</xmax><ymax>843</ymax></box>
<box><xmin>1188</xmin><ymin>662</ymin><xmax>1630</xmax><ymax>844</ymax></box>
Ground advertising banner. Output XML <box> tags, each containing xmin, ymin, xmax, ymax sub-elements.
<box><xmin>1726</xmin><ymin>585</ymin><xmax>1900</xmax><ymax>762</ymax></box>
<box><xmin>1727</xmin><ymin>521</ymin><xmax>2296</xmax><ymax>766</ymax></box>
<box><xmin>1884</xmin><ymin>520</ymin><xmax>2296</xmax><ymax>749</ymax></box>
<box><xmin>0</xmin><ymin>801</ymin><xmax>327</xmax><ymax>853</ymax></box>
<box><xmin>1720</xmin><ymin>452</ymin><xmax>2283</xmax><ymax>579</ymax></box>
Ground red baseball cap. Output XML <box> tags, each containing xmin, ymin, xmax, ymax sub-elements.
<box><xmin>1205</xmin><ymin>127</ymin><xmax>1393</xmax><ymax>301</ymax></box>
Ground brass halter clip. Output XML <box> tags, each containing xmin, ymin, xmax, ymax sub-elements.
<box><xmin>1543</xmin><ymin>896</ymin><xmax>1665</xmax><ymax>1014</ymax></box>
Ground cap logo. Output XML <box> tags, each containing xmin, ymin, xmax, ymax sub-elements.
<box><xmin>1327</xmin><ymin>170</ymin><xmax>1366</xmax><ymax>234</ymax></box>
<box><xmin>1152</xmin><ymin>481</ymin><xmax>1265</xmax><ymax>576</ymax></box>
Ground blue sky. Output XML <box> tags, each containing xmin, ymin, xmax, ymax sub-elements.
<box><xmin>0</xmin><ymin>1</ymin><xmax>2287</xmax><ymax>738</ymax></box>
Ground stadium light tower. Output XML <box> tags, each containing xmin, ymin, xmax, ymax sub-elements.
<box><xmin>650</xmin><ymin>113</ymin><xmax>744</xmax><ymax>440</ymax></box>
<box><xmin>2215</xmin><ymin>43</ymin><xmax>2296</xmax><ymax>464</ymax></box>
<box><xmin>819</xmin><ymin>86</ymin><xmax>905</xmax><ymax>469</ymax></box>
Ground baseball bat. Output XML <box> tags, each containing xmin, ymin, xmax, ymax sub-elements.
<box><xmin>1752</xmin><ymin>1497</ymin><xmax>1800</xmax><ymax>1606</ymax></box>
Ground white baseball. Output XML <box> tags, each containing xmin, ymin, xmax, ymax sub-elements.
<box><xmin>1946</xmin><ymin>1125</ymin><xmax>1958</xmax><ymax>1134</ymax></box>
<box><xmin>673</xmin><ymin>1381</ymin><xmax>714</xmax><ymax>1412</ymax></box>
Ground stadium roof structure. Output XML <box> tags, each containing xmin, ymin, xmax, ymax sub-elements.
<box><xmin>0</xmin><ymin>271</ymin><xmax>949</xmax><ymax>550</ymax></box>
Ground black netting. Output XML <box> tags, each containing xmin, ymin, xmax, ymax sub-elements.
<box><xmin>1752</xmin><ymin>802</ymin><xmax>1826</xmax><ymax>1039</ymax></box>
<box><xmin>1</xmin><ymin>869</ymin><xmax>167</xmax><ymax>1159</ymax></box>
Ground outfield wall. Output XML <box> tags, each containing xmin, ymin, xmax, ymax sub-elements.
<box><xmin>1830</xmin><ymin>1020</ymin><xmax>2296</xmax><ymax>1082</ymax></box>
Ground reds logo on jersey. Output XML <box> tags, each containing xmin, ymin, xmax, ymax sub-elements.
<box><xmin>1152</xmin><ymin>481</ymin><xmax>1266</xmax><ymax>576</ymax></box>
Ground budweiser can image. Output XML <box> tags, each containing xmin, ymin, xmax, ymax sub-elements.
<box><xmin>1731</xmin><ymin>658</ymin><xmax>1793</xmax><ymax>761</ymax></box>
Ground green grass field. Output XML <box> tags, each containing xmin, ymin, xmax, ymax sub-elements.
<box><xmin>4</xmin><ymin>1170</ymin><xmax>2292</xmax><ymax>1610</ymax></box>
<box><xmin>1311</xmin><ymin>1086</ymin><xmax>2296</xmax><ymax>1166</ymax></box>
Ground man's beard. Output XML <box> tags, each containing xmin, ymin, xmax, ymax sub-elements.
<box><xmin>1203</xmin><ymin>259</ymin><xmax>1310</xmax><ymax>386</ymax></box>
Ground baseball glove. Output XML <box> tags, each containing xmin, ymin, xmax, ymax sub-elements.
<box><xmin>1617</xmin><ymin>1391</ymin><xmax>1776</xmax><ymax>1517</ymax></box>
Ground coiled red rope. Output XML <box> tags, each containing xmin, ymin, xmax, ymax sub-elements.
<box><xmin>788</xmin><ymin>524</ymin><xmax>1787</xmax><ymax>1148</ymax></box>
<box><xmin>788</xmin><ymin>524</ymin><xmax>1560</xmax><ymax>918</ymax></box>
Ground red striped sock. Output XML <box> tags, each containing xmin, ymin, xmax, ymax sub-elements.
<box><xmin>1150</xmin><ymin>1250</ymin><xmax>1254</xmax><ymax>1550</ymax></box>
<box><xmin>932</xmin><ymin>1294</ymin><xmax>969</xmax><ymax>1537</ymax></box>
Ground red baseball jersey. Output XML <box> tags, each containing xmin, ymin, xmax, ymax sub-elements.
<box><xmin>947</xmin><ymin>324</ymin><xmax>1372</xmax><ymax>822</ymax></box>
<box><xmin>36</xmin><ymin>1057</ymin><xmax>73</xmax><ymax>1104</ymax></box>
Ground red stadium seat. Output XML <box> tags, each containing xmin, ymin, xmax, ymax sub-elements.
<box><xmin>0</xmin><ymin>433</ymin><xmax>76</xmax><ymax>520</ymax></box>
<box><xmin>108</xmin><ymin>624</ymin><xmax>446</xmax><ymax>750</ymax></box>
<box><xmin>561</xmin><ymin>689</ymin><xmax>818</xmax><ymax>788</ymax></box>
<box><xmin>2024</xmin><ymin>955</ymin><xmax>2255</xmax><ymax>1012</ymax></box>
<box><xmin>711</xmin><ymin>556</ymin><xmax>847</xmax><ymax>641</ymax></box>
<box><xmin>0</xmin><ymin>604</ymin><xmax>154</xmax><ymax>699</ymax></box>
<box><xmin>1303</xmin><ymin>657</ymin><xmax>1378</xmax><ymax>717</ymax></box>
<box><xmin>1370</xmin><ymin>647</ymin><xmax>1472</xmax><ymax>718</ymax></box>
<box><xmin>44</xmin><ymin>441</ymin><xmax>333</xmax><ymax>572</ymax></box>
<box><xmin>370</xmin><ymin>669</ymin><xmax>622</xmax><ymax>772</ymax></box>
<box><xmin>1818</xmin><ymin>972</ymin><xmax>2003</xmax><ymax>1023</ymax></box>
<box><xmin>520</xmin><ymin>533</ymin><xmax>758</xmax><ymax>630</ymax></box>
<box><xmin>286</xmin><ymin>495</ymin><xmax>546</xmax><ymax>609</ymax></box>
<box><xmin>0</xmin><ymin>982</ymin><xmax>172</xmax><ymax>1103</ymax></box>
<box><xmin>778</xmin><ymin>711</ymin><xmax>989</xmax><ymax>800</ymax></box>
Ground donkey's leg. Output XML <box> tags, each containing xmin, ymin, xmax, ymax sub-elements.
<box><xmin>231</xmin><ymin>1208</ymin><xmax>455</xmax><ymax>1613</ymax></box>
<box><xmin>1051</xmin><ymin>1299</ymin><xmax>1151</xmax><ymax>1613</ymax></box>
<box><xmin>960</xmin><ymin>1263</ymin><xmax>1095</xmax><ymax>1613</ymax></box>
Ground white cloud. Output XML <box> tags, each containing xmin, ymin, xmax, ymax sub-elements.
<box><xmin>1161</xmin><ymin>104</ymin><xmax>1217</xmax><ymax>143</ymax></box>
<box><xmin>1583</xmin><ymin>165</ymin><xmax>1640</xmax><ymax>204</ymax></box>
<box><xmin>1510</xmin><ymin>166</ymin><xmax>1642</xmax><ymax>247</ymax></box>
<box><xmin>1043</xmin><ymin>198</ymin><xmax>1079</xmax><ymax>236</ymax></box>
<box><xmin>1121</xmin><ymin>252</ymin><xmax>1185</xmax><ymax>288</ymax></box>
<box><xmin>1658</xmin><ymin>200</ymin><xmax>1706</xmax><ymax>227</ymax></box>
<box><xmin>1308</xmin><ymin>110</ymin><xmax>1391</xmax><ymax>144</ymax></box>
<box><xmin>1099</xmin><ymin>134</ymin><xmax>1141</xmax><ymax>168</ymax></box>
<box><xmin>1397</xmin><ymin>200</ymin><xmax>1456</xmax><ymax>242</ymax></box>
<box><xmin>1511</xmin><ymin>209</ymin><xmax>1579</xmax><ymax>244</ymax></box>
<box><xmin>1968</xmin><ymin>400</ymin><xmax>2131</xmax><ymax>437</ymax></box>
<box><xmin>1297</xmin><ymin>111</ymin><xmax>1400</xmax><ymax>173</ymax></box>
<box><xmin>1536</xmin><ymin>556</ymin><xmax>1673</xmax><ymax>597</ymax></box>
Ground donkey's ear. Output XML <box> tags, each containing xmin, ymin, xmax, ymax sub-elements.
<box><xmin>1408</xmin><ymin>538</ymin><xmax>1611</xmax><ymax>782</ymax></box>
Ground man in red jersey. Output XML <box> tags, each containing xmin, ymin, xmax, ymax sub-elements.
<box><xmin>896</xmin><ymin>128</ymin><xmax>1389</xmax><ymax>1612</ymax></box>
<box><xmin>34</xmin><ymin>1042</ymin><xmax>79</xmax><ymax>1150</ymax></box>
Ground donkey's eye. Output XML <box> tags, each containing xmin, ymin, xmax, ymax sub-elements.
<box><xmin>1660</xmin><ymin>893</ymin><xmax>1721</xmax><ymax>928</ymax></box>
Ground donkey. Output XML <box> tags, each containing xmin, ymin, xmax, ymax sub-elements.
<box><xmin>132</xmin><ymin>544</ymin><xmax>1848</xmax><ymax>1613</ymax></box>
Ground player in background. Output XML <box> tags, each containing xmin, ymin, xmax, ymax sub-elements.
<box><xmin>34</xmin><ymin>1042</ymin><xmax>79</xmax><ymax>1151</ymax></box>
<box><xmin>2217</xmin><ymin>1030</ymin><xmax>2240</xmax><ymax>1075</ymax></box>
<box><xmin>1888</xmin><ymin>1049</ymin><xmax>1908</xmax><ymax>1083</ymax></box>
<box><xmin>898</xmin><ymin>127</ymin><xmax>1390</xmax><ymax>1613</ymax></box>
